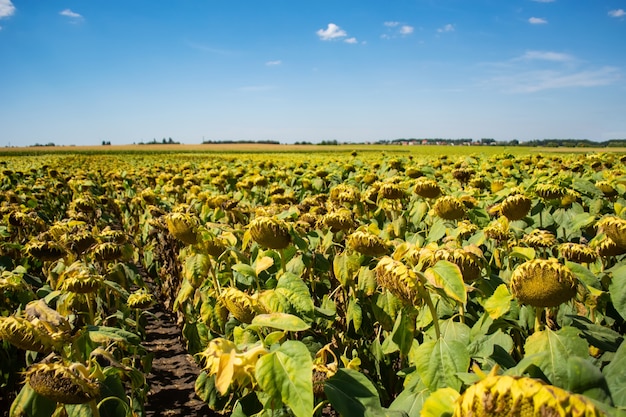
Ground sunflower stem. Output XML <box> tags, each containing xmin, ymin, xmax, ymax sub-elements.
<box><xmin>534</xmin><ymin>307</ymin><xmax>544</xmax><ymax>333</ymax></box>
<box><xmin>416</xmin><ymin>273</ymin><xmax>441</xmax><ymax>339</ymax></box>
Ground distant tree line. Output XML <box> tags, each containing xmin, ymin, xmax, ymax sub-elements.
<box><xmin>137</xmin><ymin>137</ymin><xmax>180</xmax><ymax>145</ymax></box>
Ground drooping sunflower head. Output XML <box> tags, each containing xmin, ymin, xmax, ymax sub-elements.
<box><xmin>347</xmin><ymin>230</ymin><xmax>389</xmax><ymax>256</ymax></box>
<box><xmin>25</xmin><ymin>240</ymin><xmax>66</xmax><ymax>262</ymax></box>
<box><xmin>26</xmin><ymin>362</ymin><xmax>100</xmax><ymax>404</ymax></box>
<box><xmin>595</xmin><ymin>181</ymin><xmax>618</xmax><ymax>198</ymax></box>
<box><xmin>65</xmin><ymin>231</ymin><xmax>97</xmax><ymax>256</ymax></box>
<box><xmin>329</xmin><ymin>184</ymin><xmax>361</xmax><ymax>206</ymax></box>
<box><xmin>597</xmin><ymin>215</ymin><xmax>626</xmax><ymax>249</ymax></box>
<box><xmin>378</xmin><ymin>182</ymin><xmax>406</xmax><ymax>200</ymax></box>
<box><xmin>510</xmin><ymin>258</ymin><xmax>577</xmax><ymax>308</ymax></box>
<box><xmin>433</xmin><ymin>247</ymin><xmax>484</xmax><ymax>282</ymax></box>
<box><xmin>484</xmin><ymin>218</ymin><xmax>512</xmax><ymax>242</ymax></box>
<box><xmin>165</xmin><ymin>212</ymin><xmax>199</xmax><ymax>245</ymax></box>
<box><xmin>455</xmin><ymin>220</ymin><xmax>479</xmax><ymax>239</ymax></box>
<box><xmin>322</xmin><ymin>209</ymin><xmax>355</xmax><ymax>232</ymax></box>
<box><xmin>559</xmin><ymin>243</ymin><xmax>597</xmax><ymax>264</ymax></box>
<box><xmin>433</xmin><ymin>196</ymin><xmax>466</xmax><ymax>220</ymax></box>
<box><xmin>249</xmin><ymin>216</ymin><xmax>291</xmax><ymax>249</ymax></box>
<box><xmin>535</xmin><ymin>183</ymin><xmax>566</xmax><ymax>200</ymax></box>
<box><xmin>0</xmin><ymin>316</ymin><xmax>58</xmax><ymax>353</ymax></box>
<box><xmin>375</xmin><ymin>256</ymin><xmax>423</xmax><ymax>306</ymax></box>
<box><xmin>453</xmin><ymin>368</ymin><xmax>605</xmax><ymax>417</ymax></box>
<box><xmin>92</xmin><ymin>242</ymin><xmax>124</xmax><ymax>262</ymax></box>
<box><xmin>499</xmin><ymin>194</ymin><xmax>532</xmax><ymax>221</ymax></box>
<box><xmin>413</xmin><ymin>178</ymin><xmax>442</xmax><ymax>199</ymax></box>
<box><xmin>220</xmin><ymin>287</ymin><xmax>258</xmax><ymax>324</ymax></box>
<box><xmin>593</xmin><ymin>236</ymin><xmax>626</xmax><ymax>257</ymax></box>
<box><xmin>522</xmin><ymin>229</ymin><xmax>556</xmax><ymax>249</ymax></box>
<box><xmin>452</xmin><ymin>168</ymin><xmax>474</xmax><ymax>184</ymax></box>
<box><xmin>58</xmin><ymin>261</ymin><xmax>103</xmax><ymax>294</ymax></box>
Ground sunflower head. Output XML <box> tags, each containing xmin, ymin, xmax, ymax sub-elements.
<box><xmin>322</xmin><ymin>209</ymin><xmax>355</xmax><ymax>232</ymax></box>
<box><xmin>0</xmin><ymin>316</ymin><xmax>58</xmax><ymax>353</ymax></box>
<box><xmin>25</xmin><ymin>240</ymin><xmax>66</xmax><ymax>262</ymax></box>
<box><xmin>433</xmin><ymin>247</ymin><xmax>484</xmax><ymax>282</ymax></box>
<box><xmin>535</xmin><ymin>183</ymin><xmax>566</xmax><ymax>200</ymax></box>
<box><xmin>433</xmin><ymin>196</ymin><xmax>466</xmax><ymax>220</ymax></box>
<box><xmin>26</xmin><ymin>362</ymin><xmax>100</xmax><ymax>404</ymax></box>
<box><xmin>166</xmin><ymin>212</ymin><xmax>199</xmax><ymax>245</ymax></box>
<box><xmin>484</xmin><ymin>218</ymin><xmax>512</xmax><ymax>242</ymax></box>
<box><xmin>413</xmin><ymin>178</ymin><xmax>442</xmax><ymax>199</ymax></box>
<box><xmin>522</xmin><ymin>229</ymin><xmax>556</xmax><ymax>249</ymax></box>
<box><xmin>220</xmin><ymin>287</ymin><xmax>258</xmax><ymax>323</ymax></box>
<box><xmin>559</xmin><ymin>243</ymin><xmax>597</xmax><ymax>264</ymax></box>
<box><xmin>452</xmin><ymin>168</ymin><xmax>474</xmax><ymax>183</ymax></box>
<box><xmin>510</xmin><ymin>258</ymin><xmax>577</xmax><ymax>308</ymax></box>
<box><xmin>249</xmin><ymin>216</ymin><xmax>291</xmax><ymax>249</ymax></box>
<box><xmin>453</xmin><ymin>367</ymin><xmax>605</xmax><ymax>417</ymax></box>
<box><xmin>597</xmin><ymin>216</ymin><xmax>626</xmax><ymax>249</ymax></box>
<box><xmin>595</xmin><ymin>181</ymin><xmax>618</xmax><ymax>198</ymax></box>
<box><xmin>378</xmin><ymin>183</ymin><xmax>405</xmax><ymax>200</ymax></box>
<box><xmin>375</xmin><ymin>256</ymin><xmax>423</xmax><ymax>306</ymax></box>
<box><xmin>347</xmin><ymin>230</ymin><xmax>389</xmax><ymax>256</ymax></box>
<box><xmin>58</xmin><ymin>261</ymin><xmax>103</xmax><ymax>294</ymax></box>
<box><xmin>499</xmin><ymin>194</ymin><xmax>532</xmax><ymax>221</ymax></box>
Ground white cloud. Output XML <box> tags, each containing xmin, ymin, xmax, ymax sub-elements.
<box><xmin>266</xmin><ymin>60</ymin><xmax>282</xmax><ymax>66</ymax></box>
<box><xmin>316</xmin><ymin>23</ymin><xmax>347</xmax><ymax>41</ymax></box>
<box><xmin>437</xmin><ymin>24</ymin><xmax>455</xmax><ymax>33</ymax></box>
<box><xmin>497</xmin><ymin>67</ymin><xmax>621</xmax><ymax>93</ymax></box>
<box><xmin>519</xmin><ymin>50</ymin><xmax>574</xmax><ymax>62</ymax></box>
<box><xmin>60</xmin><ymin>9</ymin><xmax>82</xmax><ymax>19</ymax></box>
<box><xmin>0</xmin><ymin>0</ymin><xmax>16</xmax><ymax>19</ymax></box>
<box><xmin>344</xmin><ymin>37</ymin><xmax>358</xmax><ymax>44</ymax></box>
<box><xmin>609</xmin><ymin>9</ymin><xmax>625</xmax><ymax>18</ymax></box>
<box><xmin>384</xmin><ymin>21</ymin><xmax>400</xmax><ymax>27</ymax></box>
<box><xmin>529</xmin><ymin>17</ymin><xmax>548</xmax><ymax>24</ymax></box>
<box><xmin>400</xmin><ymin>25</ymin><xmax>414</xmax><ymax>35</ymax></box>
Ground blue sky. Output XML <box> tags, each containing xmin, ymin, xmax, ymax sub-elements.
<box><xmin>0</xmin><ymin>0</ymin><xmax>625</xmax><ymax>146</ymax></box>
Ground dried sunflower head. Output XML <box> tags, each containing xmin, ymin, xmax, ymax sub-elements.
<box><xmin>484</xmin><ymin>218</ymin><xmax>512</xmax><ymax>242</ymax></box>
<box><xmin>535</xmin><ymin>183</ymin><xmax>566</xmax><ymax>200</ymax></box>
<box><xmin>322</xmin><ymin>209</ymin><xmax>355</xmax><ymax>232</ymax></box>
<box><xmin>499</xmin><ymin>194</ymin><xmax>532</xmax><ymax>221</ymax></box>
<box><xmin>378</xmin><ymin>183</ymin><xmax>405</xmax><ymax>200</ymax></box>
<box><xmin>510</xmin><ymin>259</ymin><xmax>577</xmax><ymax>308</ymax></box>
<box><xmin>433</xmin><ymin>247</ymin><xmax>484</xmax><ymax>282</ymax></box>
<box><xmin>166</xmin><ymin>212</ymin><xmax>199</xmax><ymax>245</ymax></box>
<box><xmin>375</xmin><ymin>256</ymin><xmax>423</xmax><ymax>306</ymax></box>
<box><xmin>347</xmin><ymin>230</ymin><xmax>389</xmax><ymax>256</ymax></box>
<box><xmin>0</xmin><ymin>316</ymin><xmax>58</xmax><ymax>353</ymax></box>
<box><xmin>58</xmin><ymin>261</ymin><xmax>103</xmax><ymax>294</ymax></box>
<box><xmin>26</xmin><ymin>361</ymin><xmax>100</xmax><ymax>404</ymax></box>
<box><xmin>597</xmin><ymin>216</ymin><xmax>626</xmax><ymax>249</ymax></box>
<box><xmin>92</xmin><ymin>242</ymin><xmax>124</xmax><ymax>262</ymax></box>
<box><xmin>595</xmin><ymin>181</ymin><xmax>618</xmax><ymax>198</ymax></box>
<box><xmin>25</xmin><ymin>240</ymin><xmax>66</xmax><ymax>262</ymax></box>
<box><xmin>220</xmin><ymin>287</ymin><xmax>258</xmax><ymax>323</ymax></box>
<box><xmin>413</xmin><ymin>178</ymin><xmax>442</xmax><ymax>199</ymax></box>
<box><xmin>433</xmin><ymin>196</ymin><xmax>466</xmax><ymax>220</ymax></box>
<box><xmin>453</xmin><ymin>367</ymin><xmax>605</xmax><ymax>417</ymax></box>
<box><xmin>593</xmin><ymin>236</ymin><xmax>626</xmax><ymax>257</ymax></box>
<box><xmin>559</xmin><ymin>243</ymin><xmax>597</xmax><ymax>264</ymax></box>
<box><xmin>452</xmin><ymin>168</ymin><xmax>474</xmax><ymax>183</ymax></box>
<box><xmin>249</xmin><ymin>216</ymin><xmax>291</xmax><ymax>249</ymax></box>
<box><xmin>329</xmin><ymin>184</ymin><xmax>361</xmax><ymax>205</ymax></box>
<box><xmin>522</xmin><ymin>229</ymin><xmax>556</xmax><ymax>248</ymax></box>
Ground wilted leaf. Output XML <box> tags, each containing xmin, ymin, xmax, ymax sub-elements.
<box><xmin>425</xmin><ymin>260</ymin><xmax>466</xmax><ymax>305</ymax></box>
<box><xmin>333</xmin><ymin>251</ymin><xmax>362</xmax><ymax>287</ymax></box>
<box><xmin>483</xmin><ymin>284</ymin><xmax>512</xmax><ymax>319</ymax></box>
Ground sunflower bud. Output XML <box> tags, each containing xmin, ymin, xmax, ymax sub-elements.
<box><xmin>510</xmin><ymin>259</ymin><xmax>577</xmax><ymax>308</ymax></box>
<box><xmin>347</xmin><ymin>231</ymin><xmax>389</xmax><ymax>256</ymax></box>
<box><xmin>249</xmin><ymin>216</ymin><xmax>291</xmax><ymax>249</ymax></box>
<box><xmin>26</xmin><ymin>362</ymin><xmax>100</xmax><ymax>404</ymax></box>
<box><xmin>433</xmin><ymin>196</ymin><xmax>466</xmax><ymax>220</ymax></box>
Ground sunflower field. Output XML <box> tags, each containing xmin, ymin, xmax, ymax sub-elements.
<box><xmin>1</xmin><ymin>148</ymin><xmax>626</xmax><ymax>417</ymax></box>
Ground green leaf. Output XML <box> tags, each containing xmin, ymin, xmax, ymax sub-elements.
<box><xmin>389</xmin><ymin>377</ymin><xmax>430</xmax><ymax>417</ymax></box>
<box><xmin>483</xmin><ymin>284</ymin><xmax>512</xmax><ymax>319</ymax></box>
<box><xmin>390</xmin><ymin>310</ymin><xmax>416</xmax><ymax>356</ymax></box>
<box><xmin>439</xmin><ymin>320</ymin><xmax>470</xmax><ymax>346</ymax></box>
<box><xmin>425</xmin><ymin>218</ymin><xmax>447</xmax><ymax>244</ymax></box>
<box><xmin>523</xmin><ymin>327</ymin><xmax>589</xmax><ymax>387</ymax></box>
<box><xmin>468</xmin><ymin>329</ymin><xmax>514</xmax><ymax>365</ymax></box>
<box><xmin>255</xmin><ymin>340</ymin><xmax>313</xmax><ymax>417</ymax></box>
<box><xmin>251</xmin><ymin>313</ymin><xmax>310</xmax><ymax>332</ymax></box>
<box><xmin>10</xmin><ymin>384</ymin><xmax>56</xmax><ymax>417</ymax></box>
<box><xmin>565</xmin><ymin>356</ymin><xmax>612</xmax><ymax>405</ymax></box>
<box><xmin>509</xmin><ymin>246</ymin><xmax>535</xmax><ymax>261</ymax></box>
<box><xmin>85</xmin><ymin>325</ymin><xmax>141</xmax><ymax>346</ymax></box>
<box><xmin>603</xmin><ymin>340</ymin><xmax>626</xmax><ymax>407</ymax></box>
<box><xmin>567</xmin><ymin>262</ymin><xmax>601</xmax><ymax>289</ymax></box>
<box><xmin>333</xmin><ymin>251</ymin><xmax>362</xmax><ymax>287</ymax></box>
<box><xmin>372</xmin><ymin>291</ymin><xmax>402</xmax><ymax>332</ymax></box>
<box><xmin>358</xmin><ymin>266</ymin><xmax>377</xmax><ymax>296</ymax></box>
<box><xmin>264</xmin><ymin>273</ymin><xmax>315</xmax><ymax>319</ymax></box>
<box><xmin>425</xmin><ymin>260</ymin><xmax>466</xmax><ymax>305</ymax></box>
<box><xmin>413</xmin><ymin>338</ymin><xmax>470</xmax><ymax>391</ymax></box>
<box><xmin>347</xmin><ymin>296</ymin><xmax>363</xmax><ymax>332</ymax></box>
<box><xmin>567</xmin><ymin>315</ymin><xmax>623</xmax><ymax>352</ymax></box>
<box><xmin>609</xmin><ymin>264</ymin><xmax>626</xmax><ymax>320</ymax></box>
<box><xmin>195</xmin><ymin>371</ymin><xmax>230</xmax><ymax>410</ymax></box>
<box><xmin>325</xmin><ymin>368</ymin><xmax>383</xmax><ymax>417</ymax></box>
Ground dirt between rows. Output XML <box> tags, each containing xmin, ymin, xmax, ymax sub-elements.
<box><xmin>143</xmin><ymin>305</ymin><xmax>219</xmax><ymax>417</ymax></box>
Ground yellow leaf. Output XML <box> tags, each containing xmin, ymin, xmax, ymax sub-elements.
<box><xmin>256</xmin><ymin>256</ymin><xmax>274</xmax><ymax>276</ymax></box>
<box><xmin>215</xmin><ymin>350</ymin><xmax>236</xmax><ymax>395</ymax></box>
